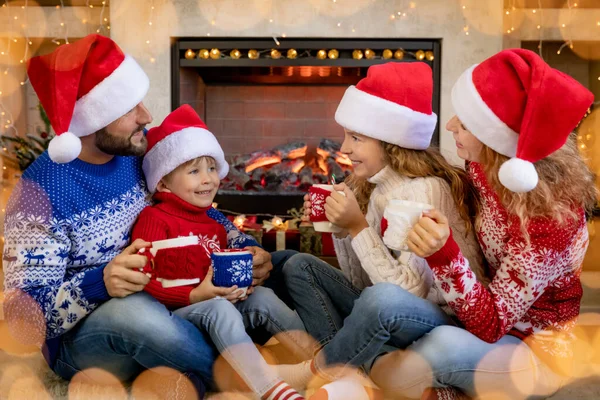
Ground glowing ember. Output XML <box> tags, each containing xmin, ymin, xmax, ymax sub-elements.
<box><xmin>291</xmin><ymin>159</ymin><xmax>305</xmax><ymax>173</ymax></box>
<box><xmin>317</xmin><ymin>157</ymin><xmax>328</xmax><ymax>174</ymax></box>
<box><xmin>287</xmin><ymin>146</ymin><xmax>308</xmax><ymax>160</ymax></box>
<box><xmin>245</xmin><ymin>156</ymin><xmax>282</xmax><ymax>173</ymax></box>
<box><xmin>316</xmin><ymin>148</ymin><xmax>330</xmax><ymax>159</ymax></box>
<box><xmin>335</xmin><ymin>152</ymin><xmax>352</xmax><ymax>166</ymax></box>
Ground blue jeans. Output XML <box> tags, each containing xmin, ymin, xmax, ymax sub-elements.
<box><xmin>283</xmin><ymin>253</ymin><xmax>453</xmax><ymax>379</ymax></box>
<box><xmin>53</xmin><ymin>291</ymin><xmax>216</xmax><ymax>395</ymax></box>
<box><xmin>53</xmin><ymin>250</ymin><xmax>298</xmax><ymax>393</ymax></box>
<box><xmin>284</xmin><ymin>254</ymin><xmax>562</xmax><ymax>399</ymax></box>
<box><xmin>371</xmin><ymin>325</ymin><xmax>562</xmax><ymax>399</ymax></box>
<box><xmin>175</xmin><ymin>286</ymin><xmax>310</xmax><ymax>395</ymax></box>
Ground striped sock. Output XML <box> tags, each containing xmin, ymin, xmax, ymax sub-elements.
<box><xmin>262</xmin><ymin>381</ymin><xmax>305</xmax><ymax>400</ymax></box>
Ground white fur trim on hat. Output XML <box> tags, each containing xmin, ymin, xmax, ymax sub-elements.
<box><xmin>48</xmin><ymin>131</ymin><xmax>82</xmax><ymax>163</ymax></box>
<box><xmin>451</xmin><ymin>65</ymin><xmax>519</xmax><ymax>158</ymax></box>
<box><xmin>334</xmin><ymin>86</ymin><xmax>437</xmax><ymax>150</ymax></box>
<box><xmin>69</xmin><ymin>55</ymin><xmax>150</xmax><ymax>138</ymax></box>
<box><xmin>498</xmin><ymin>157</ymin><xmax>539</xmax><ymax>193</ymax></box>
<box><xmin>143</xmin><ymin>127</ymin><xmax>230</xmax><ymax>193</ymax></box>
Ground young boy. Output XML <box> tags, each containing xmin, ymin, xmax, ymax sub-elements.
<box><xmin>132</xmin><ymin>105</ymin><xmax>309</xmax><ymax>400</ymax></box>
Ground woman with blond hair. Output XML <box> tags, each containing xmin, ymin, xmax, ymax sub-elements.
<box><xmin>278</xmin><ymin>62</ymin><xmax>487</xmax><ymax>399</ymax></box>
<box><xmin>367</xmin><ymin>49</ymin><xmax>596</xmax><ymax>400</ymax></box>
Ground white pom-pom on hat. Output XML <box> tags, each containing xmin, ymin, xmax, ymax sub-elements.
<box><xmin>47</xmin><ymin>131</ymin><xmax>82</xmax><ymax>164</ymax></box>
<box><xmin>498</xmin><ymin>157</ymin><xmax>539</xmax><ymax>193</ymax></box>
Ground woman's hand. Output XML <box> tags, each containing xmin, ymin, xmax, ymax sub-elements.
<box><xmin>189</xmin><ymin>267</ymin><xmax>243</xmax><ymax>304</ymax></box>
<box><xmin>406</xmin><ymin>209</ymin><xmax>450</xmax><ymax>258</ymax></box>
<box><xmin>325</xmin><ymin>183</ymin><xmax>368</xmax><ymax>237</ymax></box>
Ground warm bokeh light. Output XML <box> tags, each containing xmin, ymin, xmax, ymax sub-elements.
<box><xmin>131</xmin><ymin>366</ymin><xmax>198</xmax><ymax>400</ymax></box>
<box><xmin>2</xmin><ymin>364</ymin><xmax>51</xmax><ymax>400</ymax></box>
<box><xmin>69</xmin><ymin>368</ymin><xmax>128</xmax><ymax>400</ymax></box>
<box><xmin>0</xmin><ymin>289</ymin><xmax>46</xmax><ymax>353</ymax></box>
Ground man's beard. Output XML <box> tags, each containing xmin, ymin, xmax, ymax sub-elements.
<box><xmin>95</xmin><ymin>125</ymin><xmax>148</xmax><ymax>157</ymax></box>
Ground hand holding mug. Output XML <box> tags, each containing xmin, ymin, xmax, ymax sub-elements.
<box><xmin>324</xmin><ymin>183</ymin><xmax>368</xmax><ymax>237</ymax></box>
<box><xmin>406</xmin><ymin>209</ymin><xmax>451</xmax><ymax>258</ymax></box>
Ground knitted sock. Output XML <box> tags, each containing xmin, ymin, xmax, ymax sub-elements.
<box><xmin>262</xmin><ymin>381</ymin><xmax>305</xmax><ymax>400</ymax></box>
<box><xmin>276</xmin><ymin>360</ymin><xmax>317</xmax><ymax>391</ymax></box>
<box><xmin>308</xmin><ymin>376</ymin><xmax>381</xmax><ymax>400</ymax></box>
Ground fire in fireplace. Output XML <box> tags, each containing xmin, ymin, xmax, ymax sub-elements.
<box><xmin>221</xmin><ymin>139</ymin><xmax>352</xmax><ymax>193</ymax></box>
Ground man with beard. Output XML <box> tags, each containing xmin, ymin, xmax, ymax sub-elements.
<box><xmin>2</xmin><ymin>34</ymin><xmax>288</xmax><ymax>398</ymax></box>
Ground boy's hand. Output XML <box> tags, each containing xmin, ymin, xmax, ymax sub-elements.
<box><xmin>246</xmin><ymin>246</ymin><xmax>272</xmax><ymax>286</ymax></box>
<box><xmin>189</xmin><ymin>267</ymin><xmax>243</xmax><ymax>304</ymax></box>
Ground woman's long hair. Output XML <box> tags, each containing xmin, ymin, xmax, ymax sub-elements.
<box><xmin>345</xmin><ymin>142</ymin><xmax>480</xmax><ymax>233</ymax></box>
<box><xmin>478</xmin><ymin>134</ymin><xmax>598</xmax><ymax>235</ymax></box>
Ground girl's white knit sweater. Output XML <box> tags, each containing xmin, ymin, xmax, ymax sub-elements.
<box><xmin>333</xmin><ymin>166</ymin><xmax>487</xmax><ymax>304</ymax></box>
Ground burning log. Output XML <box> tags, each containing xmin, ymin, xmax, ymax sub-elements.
<box><xmin>230</xmin><ymin>154</ymin><xmax>252</xmax><ymax>168</ymax></box>
<box><xmin>299</xmin><ymin>166</ymin><xmax>314</xmax><ymax>187</ymax></box>
<box><xmin>273</xmin><ymin>141</ymin><xmax>307</xmax><ymax>160</ymax></box>
<box><xmin>316</xmin><ymin>157</ymin><xmax>328</xmax><ymax>175</ymax></box>
<box><xmin>335</xmin><ymin>151</ymin><xmax>352</xmax><ymax>167</ymax></box>
<box><xmin>290</xmin><ymin>159</ymin><xmax>305</xmax><ymax>174</ymax></box>
<box><xmin>251</xmin><ymin>167</ymin><xmax>267</xmax><ymax>183</ymax></box>
<box><xmin>224</xmin><ymin>167</ymin><xmax>251</xmax><ymax>188</ymax></box>
<box><xmin>266</xmin><ymin>160</ymin><xmax>297</xmax><ymax>184</ymax></box>
<box><xmin>317</xmin><ymin>139</ymin><xmax>341</xmax><ymax>155</ymax></box>
<box><xmin>245</xmin><ymin>151</ymin><xmax>282</xmax><ymax>173</ymax></box>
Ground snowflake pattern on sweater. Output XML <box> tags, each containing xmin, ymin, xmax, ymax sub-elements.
<box><xmin>2</xmin><ymin>152</ymin><xmax>259</xmax><ymax>366</ymax></box>
<box><xmin>426</xmin><ymin>162</ymin><xmax>587</xmax><ymax>373</ymax></box>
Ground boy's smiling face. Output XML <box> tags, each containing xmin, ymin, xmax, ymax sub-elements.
<box><xmin>157</xmin><ymin>156</ymin><xmax>220</xmax><ymax>208</ymax></box>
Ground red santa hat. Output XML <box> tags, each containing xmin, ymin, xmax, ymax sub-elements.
<box><xmin>335</xmin><ymin>62</ymin><xmax>438</xmax><ymax>150</ymax></box>
<box><xmin>143</xmin><ymin>104</ymin><xmax>229</xmax><ymax>193</ymax></box>
<box><xmin>451</xmin><ymin>48</ymin><xmax>594</xmax><ymax>193</ymax></box>
<box><xmin>27</xmin><ymin>34</ymin><xmax>149</xmax><ymax>164</ymax></box>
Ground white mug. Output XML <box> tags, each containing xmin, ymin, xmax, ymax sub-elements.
<box><xmin>383</xmin><ymin>200</ymin><xmax>434</xmax><ymax>252</ymax></box>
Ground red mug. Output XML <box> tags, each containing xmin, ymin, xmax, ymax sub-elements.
<box><xmin>309</xmin><ymin>184</ymin><xmax>344</xmax><ymax>233</ymax></box>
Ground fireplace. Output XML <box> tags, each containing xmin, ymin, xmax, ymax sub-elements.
<box><xmin>172</xmin><ymin>38</ymin><xmax>441</xmax><ymax>214</ymax></box>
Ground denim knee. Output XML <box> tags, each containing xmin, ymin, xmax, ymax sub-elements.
<box><xmin>414</xmin><ymin>325</ymin><xmax>473</xmax><ymax>365</ymax></box>
<box><xmin>188</xmin><ymin>298</ymin><xmax>245</xmax><ymax>330</ymax></box>
<box><xmin>356</xmin><ymin>283</ymin><xmax>414</xmax><ymax>318</ymax></box>
<box><xmin>91</xmin><ymin>292</ymin><xmax>183</xmax><ymax>340</ymax></box>
<box><xmin>283</xmin><ymin>253</ymin><xmax>323</xmax><ymax>281</ymax></box>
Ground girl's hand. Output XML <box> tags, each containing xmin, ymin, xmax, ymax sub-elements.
<box><xmin>325</xmin><ymin>183</ymin><xmax>368</xmax><ymax>237</ymax></box>
<box><xmin>302</xmin><ymin>194</ymin><xmax>311</xmax><ymax>222</ymax></box>
<box><xmin>406</xmin><ymin>209</ymin><xmax>451</xmax><ymax>258</ymax></box>
<box><xmin>189</xmin><ymin>267</ymin><xmax>243</xmax><ymax>304</ymax></box>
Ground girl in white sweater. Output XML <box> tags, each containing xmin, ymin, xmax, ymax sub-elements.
<box><xmin>280</xmin><ymin>62</ymin><xmax>487</xmax><ymax>399</ymax></box>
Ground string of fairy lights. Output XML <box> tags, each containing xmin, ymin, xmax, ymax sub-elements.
<box><xmin>183</xmin><ymin>46</ymin><xmax>434</xmax><ymax>62</ymax></box>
